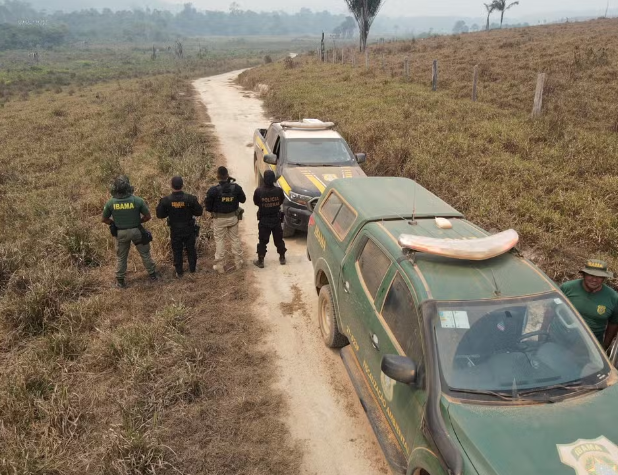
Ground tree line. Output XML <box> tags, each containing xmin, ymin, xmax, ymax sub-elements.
<box><xmin>0</xmin><ymin>1</ymin><xmax>353</xmax><ymax>47</ymax></box>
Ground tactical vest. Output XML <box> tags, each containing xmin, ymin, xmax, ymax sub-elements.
<box><xmin>166</xmin><ymin>192</ymin><xmax>195</xmax><ymax>230</ymax></box>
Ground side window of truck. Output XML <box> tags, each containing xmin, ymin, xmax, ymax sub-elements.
<box><xmin>319</xmin><ymin>191</ymin><xmax>356</xmax><ymax>239</ymax></box>
<box><xmin>381</xmin><ymin>273</ymin><xmax>423</xmax><ymax>363</ymax></box>
<box><xmin>273</xmin><ymin>136</ymin><xmax>281</xmax><ymax>158</ymax></box>
<box><xmin>357</xmin><ymin>238</ymin><xmax>391</xmax><ymax>301</ymax></box>
<box><xmin>265</xmin><ymin>127</ymin><xmax>277</xmax><ymax>150</ymax></box>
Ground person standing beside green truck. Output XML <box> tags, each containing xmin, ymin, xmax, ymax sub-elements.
<box><xmin>561</xmin><ymin>259</ymin><xmax>618</xmax><ymax>349</ymax></box>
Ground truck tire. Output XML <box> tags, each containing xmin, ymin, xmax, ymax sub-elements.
<box><xmin>282</xmin><ymin>222</ymin><xmax>295</xmax><ymax>238</ymax></box>
<box><xmin>318</xmin><ymin>284</ymin><xmax>348</xmax><ymax>348</ymax></box>
<box><xmin>254</xmin><ymin>156</ymin><xmax>264</xmax><ymax>187</ymax></box>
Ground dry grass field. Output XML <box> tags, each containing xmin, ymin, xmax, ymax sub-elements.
<box><xmin>240</xmin><ymin>18</ymin><xmax>618</xmax><ymax>283</ymax></box>
<box><xmin>0</xmin><ymin>65</ymin><xmax>299</xmax><ymax>472</ymax></box>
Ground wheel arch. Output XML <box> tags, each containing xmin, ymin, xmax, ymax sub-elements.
<box><xmin>314</xmin><ymin>259</ymin><xmax>343</xmax><ymax>328</ymax></box>
<box><xmin>407</xmin><ymin>447</ymin><xmax>449</xmax><ymax>475</ymax></box>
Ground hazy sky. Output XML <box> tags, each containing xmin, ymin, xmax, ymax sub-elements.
<box><xmin>169</xmin><ymin>0</ymin><xmax>612</xmax><ymax>17</ymax></box>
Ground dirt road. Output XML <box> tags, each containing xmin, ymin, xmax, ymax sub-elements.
<box><xmin>193</xmin><ymin>71</ymin><xmax>389</xmax><ymax>475</ymax></box>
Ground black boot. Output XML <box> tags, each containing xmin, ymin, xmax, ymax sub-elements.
<box><xmin>279</xmin><ymin>254</ymin><xmax>286</xmax><ymax>265</ymax></box>
<box><xmin>253</xmin><ymin>256</ymin><xmax>265</xmax><ymax>268</ymax></box>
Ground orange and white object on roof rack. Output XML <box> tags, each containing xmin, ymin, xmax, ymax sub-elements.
<box><xmin>398</xmin><ymin>229</ymin><xmax>519</xmax><ymax>261</ymax></box>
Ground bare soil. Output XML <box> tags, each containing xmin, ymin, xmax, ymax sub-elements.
<box><xmin>194</xmin><ymin>71</ymin><xmax>390</xmax><ymax>475</ymax></box>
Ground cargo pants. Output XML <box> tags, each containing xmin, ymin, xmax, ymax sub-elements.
<box><xmin>213</xmin><ymin>214</ymin><xmax>243</xmax><ymax>271</ymax></box>
<box><xmin>116</xmin><ymin>228</ymin><xmax>156</xmax><ymax>281</ymax></box>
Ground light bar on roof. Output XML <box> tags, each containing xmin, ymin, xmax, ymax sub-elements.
<box><xmin>398</xmin><ymin>229</ymin><xmax>519</xmax><ymax>261</ymax></box>
<box><xmin>280</xmin><ymin>119</ymin><xmax>335</xmax><ymax>130</ymax></box>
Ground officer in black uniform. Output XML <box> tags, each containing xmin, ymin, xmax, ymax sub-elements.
<box><xmin>156</xmin><ymin>176</ymin><xmax>203</xmax><ymax>276</ymax></box>
<box><xmin>253</xmin><ymin>169</ymin><xmax>286</xmax><ymax>268</ymax></box>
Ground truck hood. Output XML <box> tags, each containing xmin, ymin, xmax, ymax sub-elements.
<box><xmin>281</xmin><ymin>166</ymin><xmax>365</xmax><ymax>196</ymax></box>
<box><xmin>447</xmin><ymin>384</ymin><xmax>618</xmax><ymax>475</ymax></box>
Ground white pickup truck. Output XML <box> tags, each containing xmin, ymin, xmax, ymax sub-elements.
<box><xmin>253</xmin><ymin>119</ymin><xmax>366</xmax><ymax>237</ymax></box>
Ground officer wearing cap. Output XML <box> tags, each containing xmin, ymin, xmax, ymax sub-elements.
<box><xmin>253</xmin><ymin>169</ymin><xmax>286</xmax><ymax>268</ymax></box>
<box><xmin>205</xmin><ymin>166</ymin><xmax>246</xmax><ymax>273</ymax></box>
<box><xmin>102</xmin><ymin>175</ymin><xmax>157</xmax><ymax>288</ymax></box>
<box><xmin>561</xmin><ymin>259</ymin><xmax>618</xmax><ymax>349</ymax></box>
<box><xmin>156</xmin><ymin>176</ymin><xmax>203</xmax><ymax>277</ymax></box>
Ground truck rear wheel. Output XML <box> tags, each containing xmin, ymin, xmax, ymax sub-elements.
<box><xmin>318</xmin><ymin>284</ymin><xmax>348</xmax><ymax>348</ymax></box>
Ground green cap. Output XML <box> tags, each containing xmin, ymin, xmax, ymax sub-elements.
<box><xmin>580</xmin><ymin>259</ymin><xmax>613</xmax><ymax>278</ymax></box>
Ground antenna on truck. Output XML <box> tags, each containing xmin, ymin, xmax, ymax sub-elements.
<box><xmin>409</xmin><ymin>162</ymin><xmax>419</xmax><ymax>226</ymax></box>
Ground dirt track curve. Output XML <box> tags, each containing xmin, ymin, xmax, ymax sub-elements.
<box><xmin>193</xmin><ymin>71</ymin><xmax>389</xmax><ymax>475</ymax></box>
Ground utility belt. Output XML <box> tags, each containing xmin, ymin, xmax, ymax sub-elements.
<box><xmin>213</xmin><ymin>207</ymin><xmax>244</xmax><ymax>220</ymax></box>
<box><xmin>109</xmin><ymin>223</ymin><xmax>153</xmax><ymax>244</ymax></box>
<box><xmin>168</xmin><ymin>218</ymin><xmax>200</xmax><ymax>237</ymax></box>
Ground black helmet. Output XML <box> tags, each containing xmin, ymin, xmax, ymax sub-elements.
<box><xmin>111</xmin><ymin>175</ymin><xmax>134</xmax><ymax>197</ymax></box>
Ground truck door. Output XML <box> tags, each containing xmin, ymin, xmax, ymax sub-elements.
<box><xmin>371</xmin><ymin>271</ymin><xmax>426</xmax><ymax>457</ymax></box>
<box><xmin>338</xmin><ymin>233</ymin><xmax>392</xmax><ymax>387</ymax></box>
<box><xmin>263</xmin><ymin>126</ymin><xmax>278</xmax><ymax>177</ymax></box>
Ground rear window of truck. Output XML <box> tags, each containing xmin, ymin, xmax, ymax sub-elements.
<box><xmin>320</xmin><ymin>191</ymin><xmax>356</xmax><ymax>239</ymax></box>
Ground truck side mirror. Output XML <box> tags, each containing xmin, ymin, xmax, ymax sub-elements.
<box><xmin>264</xmin><ymin>154</ymin><xmax>278</xmax><ymax>165</ymax></box>
<box><xmin>355</xmin><ymin>153</ymin><xmax>366</xmax><ymax>164</ymax></box>
<box><xmin>306</xmin><ymin>197</ymin><xmax>319</xmax><ymax>213</ymax></box>
<box><xmin>381</xmin><ymin>355</ymin><xmax>417</xmax><ymax>385</ymax></box>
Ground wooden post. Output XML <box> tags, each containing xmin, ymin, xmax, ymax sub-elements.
<box><xmin>532</xmin><ymin>73</ymin><xmax>546</xmax><ymax>117</ymax></box>
<box><xmin>432</xmin><ymin>59</ymin><xmax>438</xmax><ymax>91</ymax></box>
<box><xmin>404</xmin><ymin>57</ymin><xmax>410</xmax><ymax>81</ymax></box>
<box><xmin>352</xmin><ymin>53</ymin><xmax>356</xmax><ymax>67</ymax></box>
<box><xmin>472</xmin><ymin>65</ymin><xmax>479</xmax><ymax>102</ymax></box>
<box><xmin>333</xmin><ymin>48</ymin><xmax>336</xmax><ymax>64</ymax></box>
<box><xmin>342</xmin><ymin>49</ymin><xmax>345</xmax><ymax>64</ymax></box>
<box><xmin>365</xmin><ymin>49</ymin><xmax>369</xmax><ymax>69</ymax></box>
<box><xmin>381</xmin><ymin>53</ymin><xmax>385</xmax><ymax>71</ymax></box>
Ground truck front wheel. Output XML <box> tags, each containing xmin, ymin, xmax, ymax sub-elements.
<box><xmin>318</xmin><ymin>285</ymin><xmax>348</xmax><ymax>348</ymax></box>
<box><xmin>282</xmin><ymin>222</ymin><xmax>295</xmax><ymax>238</ymax></box>
<box><xmin>254</xmin><ymin>155</ymin><xmax>264</xmax><ymax>187</ymax></box>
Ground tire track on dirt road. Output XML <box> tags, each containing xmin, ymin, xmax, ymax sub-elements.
<box><xmin>193</xmin><ymin>71</ymin><xmax>389</xmax><ymax>475</ymax></box>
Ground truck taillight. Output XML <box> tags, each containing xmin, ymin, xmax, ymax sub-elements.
<box><xmin>309</xmin><ymin>214</ymin><xmax>315</xmax><ymax>227</ymax></box>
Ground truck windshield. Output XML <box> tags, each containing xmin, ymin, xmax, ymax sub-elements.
<box><xmin>286</xmin><ymin>139</ymin><xmax>355</xmax><ymax>166</ymax></box>
<box><xmin>432</xmin><ymin>293</ymin><xmax>610</xmax><ymax>394</ymax></box>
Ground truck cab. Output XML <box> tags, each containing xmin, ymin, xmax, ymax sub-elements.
<box><xmin>253</xmin><ymin>119</ymin><xmax>366</xmax><ymax>237</ymax></box>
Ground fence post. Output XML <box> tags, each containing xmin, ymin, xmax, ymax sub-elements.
<box><xmin>532</xmin><ymin>73</ymin><xmax>546</xmax><ymax>117</ymax></box>
<box><xmin>381</xmin><ymin>53</ymin><xmax>385</xmax><ymax>71</ymax></box>
<box><xmin>352</xmin><ymin>53</ymin><xmax>356</xmax><ymax>67</ymax></box>
<box><xmin>342</xmin><ymin>49</ymin><xmax>345</xmax><ymax>64</ymax></box>
<box><xmin>404</xmin><ymin>57</ymin><xmax>409</xmax><ymax>81</ymax></box>
<box><xmin>432</xmin><ymin>59</ymin><xmax>438</xmax><ymax>91</ymax></box>
<box><xmin>365</xmin><ymin>49</ymin><xmax>369</xmax><ymax>69</ymax></box>
<box><xmin>472</xmin><ymin>65</ymin><xmax>479</xmax><ymax>102</ymax></box>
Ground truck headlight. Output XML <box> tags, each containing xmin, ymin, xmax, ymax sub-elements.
<box><xmin>289</xmin><ymin>192</ymin><xmax>313</xmax><ymax>206</ymax></box>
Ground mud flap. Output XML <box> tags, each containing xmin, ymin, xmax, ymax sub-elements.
<box><xmin>340</xmin><ymin>346</ymin><xmax>408</xmax><ymax>475</ymax></box>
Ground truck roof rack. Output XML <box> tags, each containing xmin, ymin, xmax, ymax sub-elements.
<box><xmin>280</xmin><ymin>119</ymin><xmax>335</xmax><ymax>130</ymax></box>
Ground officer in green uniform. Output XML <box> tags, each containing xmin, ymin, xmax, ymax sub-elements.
<box><xmin>102</xmin><ymin>176</ymin><xmax>157</xmax><ymax>288</ymax></box>
<box><xmin>561</xmin><ymin>259</ymin><xmax>618</xmax><ymax>349</ymax></box>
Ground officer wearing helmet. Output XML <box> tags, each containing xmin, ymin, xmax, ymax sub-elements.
<box><xmin>253</xmin><ymin>169</ymin><xmax>286</xmax><ymax>268</ymax></box>
<box><xmin>561</xmin><ymin>259</ymin><xmax>618</xmax><ymax>349</ymax></box>
<box><xmin>156</xmin><ymin>176</ymin><xmax>203</xmax><ymax>277</ymax></box>
<box><xmin>102</xmin><ymin>175</ymin><xmax>157</xmax><ymax>288</ymax></box>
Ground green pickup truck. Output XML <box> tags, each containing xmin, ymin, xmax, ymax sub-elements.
<box><xmin>253</xmin><ymin>119</ymin><xmax>366</xmax><ymax>237</ymax></box>
<box><xmin>306</xmin><ymin>176</ymin><xmax>618</xmax><ymax>475</ymax></box>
